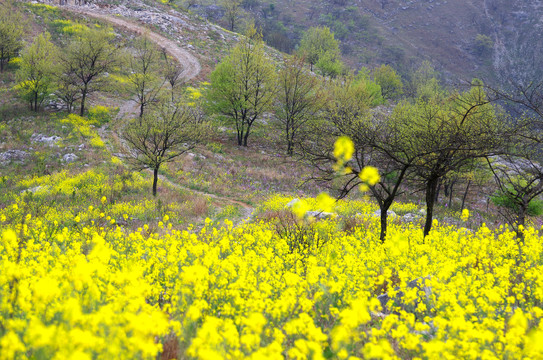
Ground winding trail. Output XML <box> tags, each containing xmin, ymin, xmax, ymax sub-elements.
<box><xmin>61</xmin><ymin>4</ymin><xmax>254</xmax><ymax>223</ymax></box>
<box><xmin>64</xmin><ymin>5</ymin><xmax>201</xmax><ymax>81</ymax></box>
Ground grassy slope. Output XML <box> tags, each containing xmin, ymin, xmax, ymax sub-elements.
<box><xmin>2</xmin><ymin>1</ymin><xmax>540</xmax><ymax>234</ymax></box>
<box><xmin>227</xmin><ymin>0</ymin><xmax>543</xmax><ymax>86</ymax></box>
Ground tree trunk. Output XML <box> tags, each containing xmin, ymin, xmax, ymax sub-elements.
<box><xmin>286</xmin><ymin>124</ymin><xmax>293</xmax><ymax>155</ymax></box>
<box><xmin>448</xmin><ymin>180</ymin><xmax>455</xmax><ymax>208</ymax></box>
<box><xmin>435</xmin><ymin>179</ymin><xmax>441</xmax><ymax>204</ymax></box>
<box><xmin>424</xmin><ymin>176</ymin><xmax>439</xmax><ymax>237</ymax></box>
<box><xmin>379</xmin><ymin>201</ymin><xmax>392</xmax><ymax>243</ymax></box>
<box><xmin>243</xmin><ymin>128</ymin><xmax>250</xmax><ymax>147</ymax></box>
<box><xmin>152</xmin><ymin>168</ymin><xmax>159</xmax><ymax>196</ymax></box>
<box><xmin>80</xmin><ymin>86</ymin><xmax>88</xmax><ymax>116</ymax></box>
<box><xmin>461</xmin><ymin>180</ymin><xmax>471</xmax><ymax>210</ymax></box>
<box><xmin>139</xmin><ymin>102</ymin><xmax>144</xmax><ymax>119</ymax></box>
<box><xmin>237</xmin><ymin>129</ymin><xmax>243</xmax><ymax>146</ymax></box>
<box><xmin>516</xmin><ymin>200</ymin><xmax>528</xmax><ymax>239</ymax></box>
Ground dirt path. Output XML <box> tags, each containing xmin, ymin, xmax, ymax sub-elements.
<box><xmin>63</xmin><ymin>5</ymin><xmax>202</xmax><ymax>119</ymax></box>
<box><xmin>64</xmin><ymin>6</ymin><xmax>201</xmax><ymax>81</ymax></box>
<box><xmin>62</xmin><ymin>4</ymin><xmax>254</xmax><ymax>224</ymax></box>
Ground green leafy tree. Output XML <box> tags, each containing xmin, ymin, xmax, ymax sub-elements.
<box><xmin>276</xmin><ymin>56</ymin><xmax>323</xmax><ymax>155</ymax></box>
<box><xmin>298</xmin><ymin>26</ymin><xmax>341</xmax><ymax>72</ymax></box>
<box><xmin>121</xmin><ymin>97</ymin><xmax>209</xmax><ymax>196</ymax></box>
<box><xmin>15</xmin><ymin>32</ymin><xmax>58</xmax><ymax>111</ymax></box>
<box><xmin>406</xmin><ymin>60</ymin><xmax>442</xmax><ymax>100</ymax></box>
<box><xmin>60</xmin><ymin>27</ymin><xmax>118</xmax><ymax>116</ymax></box>
<box><xmin>315</xmin><ymin>51</ymin><xmax>344</xmax><ymax>78</ymax></box>
<box><xmin>0</xmin><ymin>3</ymin><xmax>24</xmax><ymax>72</ymax></box>
<box><xmin>221</xmin><ymin>0</ymin><xmax>243</xmax><ymax>31</ymax></box>
<box><xmin>355</xmin><ymin>69</ymin><xmax>384</xmax><ymax>107</ymax></box>
<box><xmin>373</xmin><ymin>64</ymin><xmax>403</xmax><ymax>100</ymax></box>
<box><xmin>208</xmin><ymin>26</ymin><xmax>276</xmax><ymax>147</ymax></box>
<box><xmin>474</xmin><ymin>34</ymin><xmax>494</xmax><ymax>57</ymax></box>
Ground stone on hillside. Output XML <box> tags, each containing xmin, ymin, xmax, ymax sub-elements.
<box><xmin>373</xmin><ymin>209</ymin><xmax>397</xmax><ymax>218</ymax></box>
<box><xmin>0</xmin><ymin>150</ymin><xmax>29</xmax><ymax>166</ymax></box>
<box><xmin>21</xmin><ymin>186</ymin><xmax>43</xmax><ymax>194</ymax></box>
<box><xmin>31</xmin><ymin>133</ymin><xmax>62</xmax><ymax>147</ymax></box>
<box><xmin>402</xmin><ymin>213</ymin><xmax>419</xmax><ymax>222</ymax></box>
<box><xmin>306</xmin><ymin>211</ymin><xmax>334</xmax><ymax>220</ymax></box>
<box><xmin>62</xmin><ymin>153</ymin><xmax>78</xmax><ymax>163</ymax></box>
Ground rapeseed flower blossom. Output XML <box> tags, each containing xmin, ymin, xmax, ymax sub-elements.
<box><xmin>1</xmin><ymin>186</ymin><xmax>542</xmax><ymax>359</ymax></box>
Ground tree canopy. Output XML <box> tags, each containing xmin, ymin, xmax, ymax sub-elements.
<box><xmin>298</xmin><ymin>26</ymin><xmax>341</xmax><ymax>72</ymax></box>
<box><xmin>207</xmin><ymin>27</ymin><xmax>276</xmax><ymax>147</ymax></box>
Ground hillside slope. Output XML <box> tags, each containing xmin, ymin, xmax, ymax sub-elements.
<box><xmin>233</xmin><ymin>0</ymin><xmax>543</xmax><ymax>85</ymax></box>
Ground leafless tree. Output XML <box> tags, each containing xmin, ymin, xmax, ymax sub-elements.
<box><xmin>121</xmin><ymin>98</ymin><xmax>209</xmax><ymax>196</ymax></box>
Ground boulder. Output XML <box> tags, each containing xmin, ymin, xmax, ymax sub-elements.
<box><xmin>62</xmin><ymin>153</ymin><xmax>78</xmax><ymax>163</ymax></box>
<box><xmin>0</xmin><ymin>150</ymin><xmax>29</xmax><ymax>166</ymax></box>
<box><xmin>402</xmin><ymin>213</ymin><xmax>419</xmax><ymax>222</ymax></box>
<box><xmin>373</xmin><ymin>209</ymin><xmax>397</xmax><ymax>218</ymax></box>
<box><xmin>306</xmin><ymin>211</ymin><xmax>334</xmax><ymax>220</ymax></box>
<box><xmin>31</xmin><ymin>133</ymin><xmax>62</xmax><ymax>147</ymax></box>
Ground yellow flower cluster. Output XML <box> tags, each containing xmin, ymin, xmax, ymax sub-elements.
<box><xmin>52</xmin><ymin>19</ymin><xmax>89</xmax><ymax>34</ymax></box>
<box><xmin>61</xmin><ymin>114</ymin><xmax>105</xmax><ymax>149</ymax></box>
<box><xmin>1</xmin><ymin>194</ymin><xmax>542</xmax><ymax>359</ymax></box>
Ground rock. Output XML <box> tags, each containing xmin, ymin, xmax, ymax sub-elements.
<box><xmin>285</xmin><ymin>199</ymin><xmax>300</xmax><ymax>208</ymax></box>
<box><xmin>31</xmin><ymin>133</ymin><xmax>62</xmax><ymax>147</ymax></box>
<box><xmin>402</xmin><ymin>213</ymin><xmax>419</xmax><ymax>222</ymax></box>
<box><xmin>21</xmin><ymin>186</ymin><xmax>43</xmax><ymax>194</ymax></box>
<box><xmin>62</xmin><ymin>153</ymin><xmax>78</xmax><ymax>163</ymax></box>
<box><xmin>44</xmin><ymin>100</ymin><xmax>67</xmax><ymax>111</ymax></box>
<box><xmin>0</xmin><ymin>150</ymin><xmax>29</xmax><ymax>166</ymax></box>
<box><xmin>373</xmin><ymin>210</ymin><xmax>397</xmax><ymax>218</ymax></box>
<box><xmin>306</xmin><ymin>211</ymin><xmax>334</xmax><ymax>220</ymax></box>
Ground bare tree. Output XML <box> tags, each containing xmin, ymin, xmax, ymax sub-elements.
<box><xmin>162</xmin><ymin>48</ymin><xmax>184</xmax><ymax>102</ymax></box>
<box><xmin>483</xmin><ymin>80</ymin><xmax>543</xmax><ymax>236</ymax></box>
<box><xmin>487</xmin><ymin>137</ymin><xmax>543</xmax><ymax>237</ymax></box>
<box><xmin>55</xmin><ymin>70</ymin><xmax>81</xmax><ymax>113</ymax></box>
<box><xmin>405</xmin><ymin>85</ymin><xmax>503</xmax><ymax>236</ymax></box>
<box><xmin>128</xmin><ymin>36</ymin><xmax>164</xmax><ymax>119</ymax></box>
<box><xmin>121</xmin><ymin>97</ymin><xmax>209</xmax><ymax>196</ymax></box>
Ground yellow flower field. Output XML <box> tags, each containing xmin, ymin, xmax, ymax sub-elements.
<box><xmin>1</xmin><ymin>195</ymin><xmax>542</xmax><ymax>359</ymax></box>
